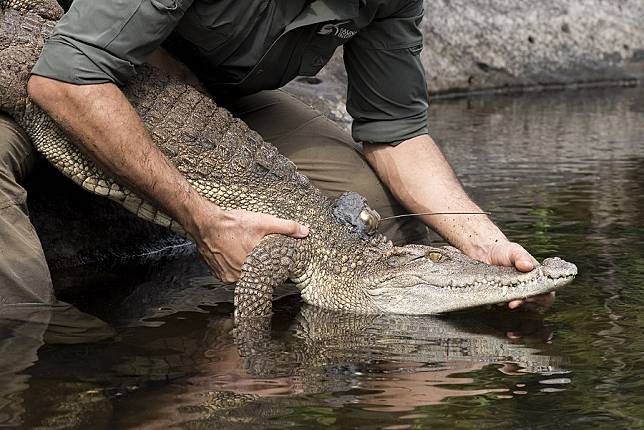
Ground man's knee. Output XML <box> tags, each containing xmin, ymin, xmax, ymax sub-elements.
<box><xmin>223</xmin><ymin>90</ymin><xmax>323</xmax><ymax>142</ymax></box>
<box><xmin>225</xmin><ymin>93</ymin><xmax>430</xmax><ymax>245</ymax></box>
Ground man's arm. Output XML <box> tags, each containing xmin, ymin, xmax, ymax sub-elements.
<box><xmin>26</xmin><ymin>0</ymin><xmax>308</xmax><ymax>283</ymax></box>
<box><xmin>27</xmin><ymin>77</ymin><xmax>308</xmax><ymax>283</ymax></box>
<box><xmin>364</xmin><ymin>134</ymin><xmax>554</xmax><ymax>309</ymax></box>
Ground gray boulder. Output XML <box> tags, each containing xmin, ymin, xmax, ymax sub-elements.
<box><xmin>422</xmin><ymin>0</ymin><xmax>644</xmax><ymax>93</ymax></box>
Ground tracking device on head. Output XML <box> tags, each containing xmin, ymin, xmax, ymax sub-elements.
<box><xmin>332</xmin><ymin>191</ymin><xmax>381</xmax><ymax>239</ymax></box>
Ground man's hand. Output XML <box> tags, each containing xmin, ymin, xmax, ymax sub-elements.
<box><xmin>483</xmin><ymin>240</ymin><xmax>556</xmax><ymax>310</ymax></box>
<box><xmin>364</xmin><ymin>135</ymin><xmax>556</xmax><ymax>311</ymax></box>
<box><xmin>189</xmin><ymin>204</ymin><xmax>309</xmax><ymax>283</ymax></box>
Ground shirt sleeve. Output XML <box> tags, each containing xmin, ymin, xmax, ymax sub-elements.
<box><xmin>31</xmin><ymin>0</ymin><xmax>195</xmax><ymax>86</ymax></box>
<box><xmin>343</xmin><ymin>1</ymin><xmax>429</xmax><ymax>145</ymax></box>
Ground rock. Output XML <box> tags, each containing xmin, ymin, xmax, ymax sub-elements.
<box><xmin>421</xmin><ymin>0</ymin><xmax>644</xmax><ymax>94</ymax></box>
<box><xmin>27</xmin><ymin>163</ymin><xmax>193</xmax><ymax>277</ymax></box>
<box><xmin>286</xmin><ymin>0</ymin><xmax>644</xmax><ymax>118</ymax></box>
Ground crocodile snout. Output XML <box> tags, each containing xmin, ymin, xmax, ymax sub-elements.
<box><xmin>541</xmin><ymin>257</ymin><xmax>578</xmax><ymax>279</ymax></box>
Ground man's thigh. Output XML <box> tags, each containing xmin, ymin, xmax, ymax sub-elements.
<box><xmin>223</xmin><ymin>90</ymin><xmax>429</xmax><ymax>245</ymax></box>
<box><xmin>0</xmin><ymin>113</ymin><xmax>53</xmax><ymax>305</ymax></box>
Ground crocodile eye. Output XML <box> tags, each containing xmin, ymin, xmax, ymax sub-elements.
<box><xmin>386</xmin><ymin>256</ymin><xmax>400</xmax><ymax>267</ymax></box>
<box><xmin>359</xmin><ymin>208</ymin><xmax>380</xmax><ymax>234</ymax></box>
<box><xmin>428</xmin><ymin>251</ymin><xmax>442</xmax><ymax>262</ymax></box>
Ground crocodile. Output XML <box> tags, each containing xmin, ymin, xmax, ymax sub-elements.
<box><xmin>0</xmin><ymin>0</ymin><xmax>577</xmax><ymax>316</ymax></box>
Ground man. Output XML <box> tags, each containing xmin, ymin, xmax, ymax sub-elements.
<box><xmin>2</xmin><ymin>0</ymin><xmax>551</xmax><ymax>307</ymax></box>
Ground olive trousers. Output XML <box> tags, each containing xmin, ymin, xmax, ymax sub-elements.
<box><xmin>0</xmin><ymin>90</ymin><xmax>427</xmax><ymax>304</ymax></box>
<box><xmin>0</xmin><ymin>113</ymin><xmax>53</xmax><ymax>305</ymax></box>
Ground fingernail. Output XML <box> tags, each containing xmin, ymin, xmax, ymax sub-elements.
<box><xmin>298</xmin><ymin>225</ymin><xmax>309</xmax><ymax>236</ymax></box>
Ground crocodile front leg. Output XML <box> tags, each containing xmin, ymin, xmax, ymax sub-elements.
<box><xmin>233</xmin><ymin>234</ymin><xmax>309</xmax><ymax>367</ymax></box>
<box><xmin>234</xmin><ymin>234</ymin><xmax>305</xmax><ymax>319</ymax></box>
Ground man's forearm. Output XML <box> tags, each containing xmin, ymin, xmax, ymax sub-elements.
<box><xmin>363</xmin><ymin>134</ymin><xmax>507</xmax><ymax>261</ymax></box>
<box><xmin>27</xmin><ymin>76</ymin><xmax>215</xmax><ymax>234</ymax></box>
<box><xmin>365</xmin><ymin>134</ymin><xmax>548</xmax><ymax>307</ymax></box>
<box><xmin>27</xmin><ymin>75</ymin><xmax>309</xmax><ymax>283</ymax></box>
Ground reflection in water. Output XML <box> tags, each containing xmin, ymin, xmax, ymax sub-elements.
<box><xmin>9</xmin><ymin>85</ymin><xmax>644</xmax><ymax>428</ymax></box>
<box><xmin>21</xmin><ymin>300</ymin><xmax>563</xmax><ymax>429</ymax></box>
<box><xmin>0</xmin><ymin>303</ymin><xmax>114</xmax><ymax>428</ymax></box>
<box><xmin>125</xmin><ymin>309</ymin><xmax>560</xmax><ymax>429</ymax></box>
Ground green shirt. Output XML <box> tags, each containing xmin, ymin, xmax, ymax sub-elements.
<box><xmin>32</xmin><ymin>0</ymin><xmax>429</xmax><ymax>144</ymax></box>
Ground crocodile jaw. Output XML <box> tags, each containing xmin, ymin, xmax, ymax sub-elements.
<box><xmin>366</xmin><ymin>257</ymin><xmax>578</xmax><ymax>315</ymax></box>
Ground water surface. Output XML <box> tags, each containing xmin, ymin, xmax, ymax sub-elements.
<box><xmin>3</xmin><ymin>86</ymin><xmax>644</xmax><ymax>429</ymax></box>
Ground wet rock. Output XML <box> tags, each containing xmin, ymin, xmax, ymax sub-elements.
<box><xmin>26</xmin><ymin>163</ymin><xmax>194</xmax><ymax>277</ymax></box>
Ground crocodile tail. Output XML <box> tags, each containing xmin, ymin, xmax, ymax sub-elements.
<box><xmin>1</xmin><ymin>0</ymin><xmax>62</xmax><ymax>20</ymax></box>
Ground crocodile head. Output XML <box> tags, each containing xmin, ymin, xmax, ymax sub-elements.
<box><xmin>361</xmin><ymin>245</ymin><xmax>577</xmax><ymax>314</ymax></box>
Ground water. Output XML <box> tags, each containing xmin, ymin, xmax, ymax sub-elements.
<box><xmin>3</xmin><ymin>85</ymin><xmax>644</xmax><ymax>429</ymax></box>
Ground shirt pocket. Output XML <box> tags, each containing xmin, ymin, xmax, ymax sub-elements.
<box><xmin>175</xmin><ymin>0</ymin><xmax>247</xmax><ymax>53</ymax></box>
